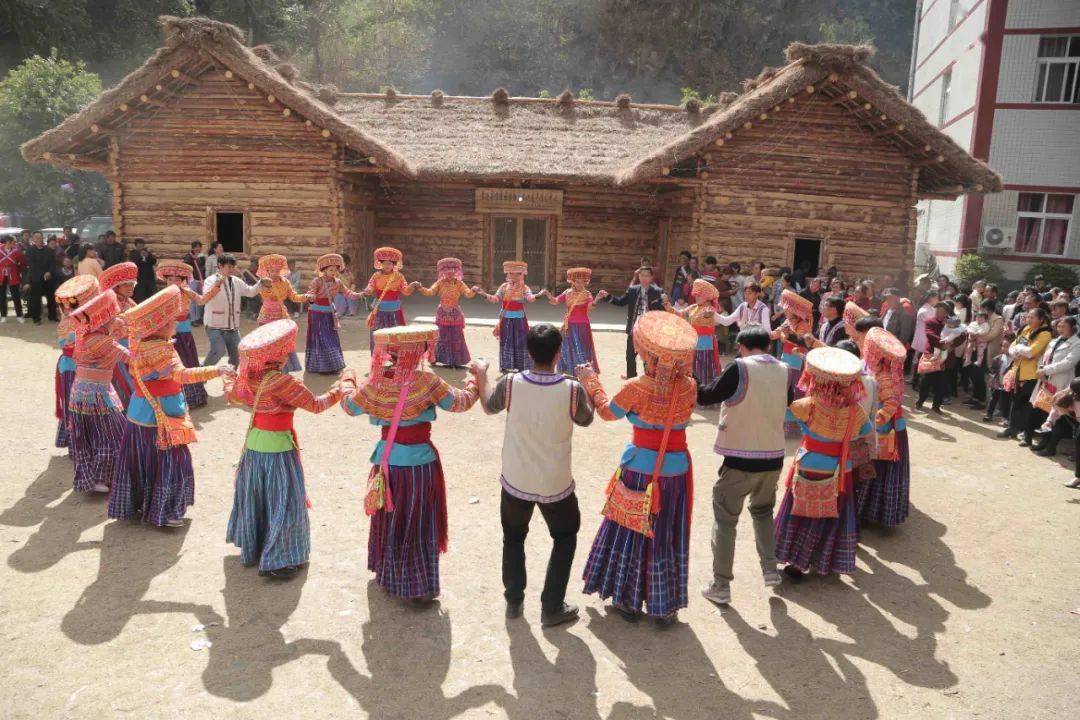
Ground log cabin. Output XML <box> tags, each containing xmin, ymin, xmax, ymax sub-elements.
<box><xmin>23</xmin><ymin>16</ymin><xmax>1001</xmax><ymax>291</ymax></box>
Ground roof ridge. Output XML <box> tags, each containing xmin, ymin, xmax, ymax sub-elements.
<box><xmin>338</xmin><ymin>91</ymin><xmax>711</xmax><ymax>113</ymax></box>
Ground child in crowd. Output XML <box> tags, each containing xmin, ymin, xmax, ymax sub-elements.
<box><xmin>964</xmin><ymin>311</ymin><xmax>991</xmax><ymax>368</ymax></box>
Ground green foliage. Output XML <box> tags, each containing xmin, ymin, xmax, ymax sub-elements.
<box><xmin>680</xmin><ymin>87</ymin><xmax>718</xmax><ymax>106</ymax></box>
<box><xmin>537</xmin><ymin>89</ymin><xmax>551</xmax><ymax>98</ymax></box>
<box><xmin>0</xmin><ymin>50</ymin><xmax>110</xmax><ymax>227</ymax></box>
<box><xmin>576</xmin><ymin>87</ymin><xmax>595</xmax><ymax>101</ymax></box>
<box><xmin>952</xmin><ymin>253</ymin><xmax>1005</xmax><ymax>287</ymax></box>
<box><xmin>1024</xmin><ymin>262</ymin><xmax>1079</xmax><ymax>290</ymax></box>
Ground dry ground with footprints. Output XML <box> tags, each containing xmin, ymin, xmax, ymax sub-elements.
<box><xmin>1</xmin><ymin>314</ymin><xmax>1077</xmax><ymax>719</ymax></box>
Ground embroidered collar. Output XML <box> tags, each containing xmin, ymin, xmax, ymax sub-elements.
<box><xmin>521</xmin><ymin>370</ymin><xmax>566</xmax><ymax>385</ymax></box>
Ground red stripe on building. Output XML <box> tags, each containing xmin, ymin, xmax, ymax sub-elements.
<box><xmin>934</xmin><ymin>249</ymin><xmax>1080</xmax><ymax>265</ymax></box>
<box><xmin>995</xmin><ymin>103</ymin><xmax>1080</xmax><ymax>110</ymax></box>
<box><xmin>920</xmin><ymin>0</ymin><xmax>942</xmax><ymax>21</ymax></box>
<box><xmin>912</xmin><ymin>61</ymin><xmax>956</xmax><ymax>101</ymax></box>
<box><xmin>942</xmin><ymin>105</ymin><xmax>976</xmax><ymax>128</ymax></box>
<box><xmin>1002</xmin><ymin>26</ymin><xmax>1080</xmax><ymax>35</ymax></box>
<box><xmin>1003</xmin><ymin>184</ymin><xmax>1080</xmax><ymax>193</ymax></box>
<box><xmin>958</xmin><ymin>0</ymin><xmax>1007</xmax><ymax>253</ymax></box>
<box><xmin>916</xmin><ymin>0</ymin><xmax>986</xmax><ymax>71</ymax></box>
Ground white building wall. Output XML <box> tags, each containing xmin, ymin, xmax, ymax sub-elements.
<box><xmin>996</xmin><ymin>35</ymin><xmax>1042</xmax><ymax>103</ymax></box>
<box><xmin>914</xmin><ymin>1</ymin><xmax>989</xmax><ymax>87</ymax></box>
<box><xmin>988</xmin><ymin>110</ymin><xmax>1080</xmax><ymax>186</ymax></box>
<box><xmin>1006</xmin><ymin>0</ymin><xmax>1078</xmax><ymax>28</ymax></box>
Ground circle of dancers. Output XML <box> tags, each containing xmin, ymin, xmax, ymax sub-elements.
<box><xmin>47</xmin><ymin>246</ymin><xmax>911</xmax><ymax>626</ymax></box>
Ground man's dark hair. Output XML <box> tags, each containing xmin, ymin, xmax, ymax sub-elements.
<box><xmin>190</xmin><ymin>240</ymin><xmax>202</xmax><ymax>250</ymax></box>
<box><xmin>825</xmin><ymin>295</ymin><xmax>846</xmax><ymax>314</ymax></box>
<box><xmin>934</xmin><ymin>301</ymin><xmax>952</xmax><ymax>313</ymax></box>
<box><xmin>836</xmin><ymin>339</ymin><xmax>861</xmax><ymax>358</ymax></box>
<box><xmin>745</xmin><ymin>281</ymin><xmax>762</xmax><ymax>294</ymax></box>
<box><xmin>679</xmin><ymin>250</ymin><xmax>692</xmax><ymax>259</ymax></box>
<box><xmin>854</xmin><ymin>316</ymin><xmax>883</xmax><ymax>333</ymax></box>
<box><xmin>218</xmin><ymin>253</ymin><xmax>237</xmax><ymax>267</ymax></box>
<box><xmin>980</xmin><ymin>298</ymin><xmax>997</xmax><ymax>313</ymax></box>
<box><xmin>637</xmin><ymin>265</ymin><xmax>654</xmax><ymax>275</ymax></box>
<box><xmin>526</xmin><ymin>323</ymin><xmax>562</xmax><ymax>364</ymax></box>
<box><xmin>736</xmin><ymin>325</ymin><xmax>771</xmax><ymax>352</ymax></box>
<box><xmin>104</xmin><ymin>230</ymin><xmax>116</xmax><ymax>238</ymax></box>
<box><xmin>1</xmin><ymin>235</ymin><xmax>11</xmax><ymax>244</ymax></box>
<box><xmin>986</xmin><ymin>283</ymin><xmax>998</xmax><ymax>294</ymax></box>
<box><xmin>704</xmin><ymin>255</ymin><xmax>717</xmax><ymax>266</ymax></box>
<box><xmin>134</xmin><ymin>237</ymin><xmax>145</xmax><ymax>246</ymax></box>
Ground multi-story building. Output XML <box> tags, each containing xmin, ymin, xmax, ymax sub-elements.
<box><xmin>910</xmin><ymin>0</ymin><xmax>1080</xmax><ymax>281</ymax></box>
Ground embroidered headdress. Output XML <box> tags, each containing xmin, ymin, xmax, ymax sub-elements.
<box><xmin>690</xmin><ymin>278</ymin><xmax>719</xmax><ymax>303</ymax></box>
<box><xmin>799</xmin><ymin>346</ymin><xmax>865</xmax><ymax>408</ymax></box>
<box><xmin>99</xmin><ymin>261</ymin><xmax>138</xmax><ymax>291</ymax></box>
<box><xmin>634</xmin><ymin>311</ymin><xmax>696</xmax><ymax>374</ymax></box>
<box><xmin>373</xmin><ymin>246</ymin><xmax>403</xmax><ymax>269</ymax></box>
<box><xmin>256</xmin><ymin>254</ymin><xmax>290</xmax><ymax>279</ymax></box>
<box><xmin>864</xmin><ymin>327</ymin><xmax>906</xmax><ymax>384</ymax></box>
<box><xmin>232</xmin><ymin>319</ymin><xmax>298</xmax><ymax>403</ymax></box>
<box><xmin>780</xmin><ymin>288</ymin><xmax>813</xmax><ymax>321</ymax></box>
<box><xmin>70</xmin><ymin>288</ymin><xmax>119</xmax><ymax>338</ymax></box>
<box><xmin>503</xmin><ymin>260</ymin><xmax>527</xmax><ymax>276</ymax></box>
<box><xmin>122</xmin><ymin>285</ymin><xmax>183</xmax><ymax>341</ymax></box>
<box><xmin>317</xmin><ymin>253</ymin><xmax>345</xmax><ymax>272</ymax></box>
<box><xmin>55</xmin><ymin>275</ymin><xmax>99</xmax><ymax>311</ymax></box>
<box><xmin>566</xmin><ymin>267</ymin><xmax>592</xmax><ymax>284</ymax></box>
<box><xmin>368</xmin><ymin>325</ymin><xmax>438</xmax><ymax>386</ymax></box>
<box><xmin>843</xmin><ymin>301</ymin><xmax>869</xmax><ymax>338</ymax></box>
<box><xmin>437</xmin><ymin>257</ymin><xmax>463</xmax><ymax>281</ymax></box>
<box><xmin>155</xmin><ymin>259</ymin><xmax>193</xmax><ymax>281</ymax></box>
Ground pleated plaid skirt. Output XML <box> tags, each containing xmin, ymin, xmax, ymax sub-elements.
<box><xmin>855</xmin><ymin>429</ymin><xmax>911</xmax><ymax>527</ymax></box>
<box><xmin>55</xmin><ymin>367</ymin><xmax>74</xmax><ymax>449</ymax></box>
<box><xmin>774</xmin><ymin>476</ymin><xmax>858</xmax><ymax>576</ymax></box>
<box><xmin>434</xmin><ymin>306</ymin><xmax>470</xmax><ymax>367</ymax></box>
<box><xmin>174</xmin><ymin>331</ymin><xmax>208</xmax><ymax>408</ymax></box>
<box><xmin>368</xmin><ymin>308</ymin><xmax>405</xmax><ymax>350</ymax></box>
<box><xmin>227</xmin><ymin>448</ymin><xmax>310</xmax><ymax>572</ymax></box>
<box><xmin>109</xmin><ymin>423</ymin><xmax>195</xmax><ymax>527</ymax></box>
<box><xmin>557</xmin><ymin>321</ymin><xmax>599</xmax><ymax>374</ymax></box>
<box><xmin>368</xmin><ymin>460</ymin><xmax>447</xmax><ymax>600</ymax></box>
<box><xmin>305</xmin><ymin>309</ymin><xmax>345</xmax><ymax>373</ymax></box>
<box><xmin>70</xmin><ymin>408</ymin><xmax>126</xmax><ymax>492</ymax></box>
<box><xmin>498</xmin><ymin>316</ymin><xmax>532</xmax><ymax>373</ymax></box>
<box><xmin>582</xmin><ymin>468</ymin><xmax>691</xmax><ymax>618</ymax></box>
<box><xmin>693</xmin><ymin>346</ymin><xmax>720</xmax><ymax>387</ymax></box>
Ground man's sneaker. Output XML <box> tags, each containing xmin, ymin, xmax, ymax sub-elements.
<box><xmin>540</xmin><ymin>602</ymin><xmax>579</xmax><ymax>628</ymax></box>
<box><xmin>16</xmin><ymin>317</ymin><xmax>25</xmax><ymax>324</ymax></box>
<box><xmin>505</xmin><ymin>600</ymin><xmax>523</xmax><ymax>620</ymax></box>
<box><xmin>165</xmin><ymin>518</ymin><xmax>184</xmax><ymax>527</ymax></box>
<box><xmin>0</xmin><ymin>317</ymin><xmax>6</xmax><ymax>323</ymax></box>
<box><xmin>1066</xmin><ymin>478</ymin><xmax>1080</xmax><ymax>489</ymax></box>
<box><xmin>701</xmin><ymin>581</ymin><xmax>732</xmax><ymax>606</ymax></box>
<box><xmin>762</xmin><ymin>567</ymin><xmax>782</xmax><ymax>587</ymax></box>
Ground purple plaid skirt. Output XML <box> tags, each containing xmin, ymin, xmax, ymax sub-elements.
<box><xmin>582</xmin><ymin>468</ymin><xmax>691</xmax><ymax>618</ymax></box>
<box><xmin>305</xmin><ymin>308</ymin><xmax>345</xmax><ymax>373</ymax></box>
<box><xmin>434</xmin><ymin>306</ymin><xmax>470</xmax><ymax>367</ymax></box>
<box><xmin>498</xmin><ymin>316</ymin><xmax>532</xmax><ymax>372</ymax></box>
<box><xmin>174</xmin><ymin>331</ymin><xmax>208</xmax><ymax>408</ymax></box>
<box><xmin>368</xmin><ymin>460</ymin><xmax>446</xmax><ymax>600</ymax></box>
<box><xmin>855</xmin><ymin>429</ymin><xmax>910</xmax><ymax>527</ymax></box>
<box><xmin>368</xmin><ymin>308</ymin><xmax>405</xmax><ymax>350</ymax></box>
<box><xmin>558</xmin><ymin>321</ymin><xmax>599</xmax><ymax>374</ymax></box>
<box><xmin>55</xmin><ymin>367</ymin><xmax>74</xmax><ymax>449</ymax></box>
<box><xmin>774</xmin><ymin>475</ymin><xmax>858</xmax><ymax>575</ymax></box>
<box><xmin>70</xmin><ymin>409</ymin><xmax>126</xmax><ymax>492</ymax></box>
<box><xmin>109</xmin><ymin>423</ymin><xmax>195</xmax><ymax>527</ymax></box>
<box><xmin>693</xmin><ymin>345</ymin><xmax>720</xmax><ymax>387</ymax></box>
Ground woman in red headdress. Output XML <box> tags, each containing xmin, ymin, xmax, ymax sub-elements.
<box><xmin>543</xmin><ymin>267</ymin><xmax>606</xmax><ymax>374</ymax></box>
<box><xmin>416</xmin><ymin>257</ymin><xmax>475</xmax><ymax>368</ymax></box>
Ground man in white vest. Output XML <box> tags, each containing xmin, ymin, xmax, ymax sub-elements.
<box><xmin>476</xmin><ymin>324</ymin><xmax>594</xmax><ymax>627</ymax></box>
<box><xmin>697</xmin><ymin>325</ymin><xmax>790</xmax><ymax>605</ymax></box>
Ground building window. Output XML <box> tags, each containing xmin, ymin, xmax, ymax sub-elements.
<box><xmin>1033</xmin><ymin>36</ymin><xmax>1080</xmax><ymax>103</ymax></box>
<box><xmin>947</xmin><ymin>0</ymin><xmax>962</xmax><ymax>30</ymax></box>
<box><xmin>214</xmin><ymin>211</ymin><xmax>246</xmax><ymax>254</ymax></box>
<box><xmin>490</xmin><ymin>216</ymin><xmax>549</xmax><ymax>283</ymax></box>
<box><xmin>938</xmin><ymin>69</ymin><xmax>952</xmax><ymax>126</ymax></box>
<box><xmin>1016</xmin><ymin>193</ymin><xmax>1074</xmax><ymax>256</ymax></box>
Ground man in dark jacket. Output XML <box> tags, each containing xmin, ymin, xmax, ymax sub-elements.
<box><xmin>97</xmin><ymin>230</ymin><xmax>125</xmax><ymax>268</ymax></box>
<box><xmin>608</xmin><ymin>265</ymin><xmax>667</xmax><ymax>378</ymax></box>
<box><xmin>881</xmin><ymin>288</ymin><xmax>916</xmax><ymax>347</ymax></box>
<box><xmin>130</xmin><ymin>238</ymin><xmax>158</xmax><ymax>301</ymax></box>
<box><xmin>22</xmin><ymin>231</ymin><xmax>57</xmax><ymax>323</ymax></box>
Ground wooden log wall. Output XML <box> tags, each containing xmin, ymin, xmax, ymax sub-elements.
<box><xmin>115</xmin><ymin>69</ymin><xmax>338</xmax><ymax>282</ymax></box>
<box><xmin>692</xmin><ymin>95</ymin><xmax>916</xmax><ymax>282</ymax></box>
<box><xmin>338</xmin><ymin>176</ymin><xmax>377</xmax><ymax>283</ymax></box>
<box><xmin>557</xmin><ymin>186</ymin><xmax>663</xmax><ymax>293</ymax></box>
<box><xmin>658</xmin><ymin>186</ymin><xmax>697</xmax><ymax>289</ymax></box>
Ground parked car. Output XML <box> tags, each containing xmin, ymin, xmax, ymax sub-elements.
<box><xmin>75</xmin><ymin>215</ymin><xmax>113</xmax><ymax>241</ymax></box>
<box><xmin>37</xmin><ymin>227</ymin><xmax>65</xmax><ymax>238</ymax></box>
<box><xmin>0</xmin><ymin>227</ymin><xmax>25</xmax><ymax>238</ymax></box>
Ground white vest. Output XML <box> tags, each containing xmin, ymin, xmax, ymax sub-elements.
<box><xmin>714</xmin><ymin>354</ymin><xmax>788</xmax><ymax>459</ymax></box>
<box><xmin>501</xmin><ymin>372</ymin><xmax>576</xmax><ymax>502</ymax></box>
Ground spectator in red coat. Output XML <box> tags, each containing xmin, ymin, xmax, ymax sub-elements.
<box><xmin>0</xmin><ymin>234</ymin><xmax>27</xmax><ymax>322</ymax></box>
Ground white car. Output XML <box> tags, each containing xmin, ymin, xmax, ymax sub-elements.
<box><xmin>0</xmin><ymin>227</ymin><xmax>25</xmax><ymax>239</ymax></box>
<box><xmin>37</xmin><ymin>227</ymin><xmax>65</xmax><ymax>237</ymax></box>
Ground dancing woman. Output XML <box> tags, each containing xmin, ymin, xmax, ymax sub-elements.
<box><xmin>157</xmin><ymin>260</ymin><xmax>208</xmax><ymax>408</ymax></box>
<box><xmin>226</xmin><ymin>319</ymin><xmax>354</xmax><ymax>577</ymax></box>
<box><xmin>474</xmin><ymin>261</ymin><xmax>537</xmax><ymax>373</ymax></box>
<box><xmin>416</xmin><ymin>257</ymin><xmax>475</xmax><ymax>368</ymax></box>
<box><xmin>100</xmin><ymin>261</ymin><xmax>139</xmax><ymax>407</ymax></box>
<box><xmin>109</xmin><ymin>286</ymin><xmax>234</xmax><ymax>527</ymax></box>
<box><xmin>340</xmin><ymin>325</ymin><xmax>480</xmax><ymax>604</ymax></box>
<box><xmin>304</xmin><ymin>253</ymin><xmax>361</xmax><ymax>374</ymax></box>
<box><xmin>54</xmin><ymin>275</ymin><xmax>99</xmax><ymax>452</ymax></box>
<box><xmin>576</xmin><ymin>311</ymin><xmax>698</xmax><ymax>624</ymax></box>
<box><xmin>544</xmin><ymin>267</ymin><xmax>607</xmax><ymax>374</ymax></box>
<box><xmin>360</xmin><ymin>247</ymin><xmax>416</xmax><ymax>349</ymax></box>
<box><xmin>255</xmin><ymin>254</ymin><xmax>305</xmax><ymax>372</ymax></box>
<box><xmin>669</xmin><ymin>278</ymin><xmax>723</xmax><ymax>390</ymax></box>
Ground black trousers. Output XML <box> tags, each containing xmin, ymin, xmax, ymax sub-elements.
<box><xmin>26</xmin><ymin>280</ymin><xmax>57</xmax><ymax>322</ymax></box>
<box><xmin>1038</xmin><ymin>415</ymin><xmax>1075</xmax><ymax>452</ymax></box>
<box><xmin>1006</xmin><ymin>380</ymin><xmax>1038</xmax><ymax>440</ymax></box>
<box><xmin>916</xmin><ymin>370</ymin><xmax>946</xmax><ymax>409</ymax></box>
<box><xmin>0</xmin><ymin>280</ymin><xmax>22</xmax><ymax>317</ymax></box>
<box><xmin>966</xmin><ymin>358</ymin><xmax>987</xmax><ymax>402</ymax></box>
<box><xmin>501</xmin><ymin>488</ymin><xmax>580</xmax><ymax>611</ymax></box>
<box><xmin>625</xmin><ymin>334</ymin><xmax>637</xmax><ymax>378</ymax></box>
<box><xmin>987</xmin><ymin>388</ymin><xmax>1011</xmax><ymax>420</ymax></box>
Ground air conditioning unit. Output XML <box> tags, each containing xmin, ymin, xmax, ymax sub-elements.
<box><xmin>981</xmin><ymin>226</ymin><xmax>1015</xmax><ymax>252</ymax></box>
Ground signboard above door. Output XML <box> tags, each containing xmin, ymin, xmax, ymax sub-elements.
<box><xmin>475</xmin><ymin>188</ymin><xmax>563</xmax><ymax>215</ymax></box>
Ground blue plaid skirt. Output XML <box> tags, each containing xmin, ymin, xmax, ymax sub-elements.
<box><xmin>227</xmin><ymin>448</ymin><xmax>310</xmax><ymax>571</ymax></box>
<box><xmin>557</xmin><ymin>321</ymin><xmax>599</xmax><ymax>374</ymax></box>
<box><xmin>855</xmin><ymin>429</ymin><xmax>910</xmax><ymax>527</ymax></box>
<box><xmin>70</xmin><ymin>408</ymin><xmax>126</xmax><ymax>492</ymax></box>
<box><xmin>55</xmin><ymin>367</ymin><xmax>74</xmax><ymax>449</ymax></box>
<box><xmin>582</xmin><ymin>468</ymin><xmax>691</xmax><ymax>618</ymax></box>
<box><xmin>109</xmin><ymin>423</ymin><xmax>195</xmax><ymax>527</ymax></box>
<box><xmin>774</xmin><ymin>477</ymin><xmax>857</xmax><ymax>575</ymax></box>
<box><xmin>305</xmin><ymin>309</ymin><xmax>345</xmax><ymax>373</ymax></box>
<box><xmin>498</xmin><ymin>316</ymin><xmax>532</xmax><ymax>372</ymax></box>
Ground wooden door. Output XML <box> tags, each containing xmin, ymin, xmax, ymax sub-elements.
<box><xmin>490</xmin><ymin>216</ymin><xmax>549</xmax><ymax>284</ymax></box>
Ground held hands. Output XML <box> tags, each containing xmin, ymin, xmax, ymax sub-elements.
<box><xmin>258</xmin><ymin>277</ymin><xmax>273</xmax><ymax>287</ymax></box>
<box><xmin>595</xmin><ymin>289</ymin><xmax>609</xmax><ymax>301</ymax></box>
<box><xmin>467</xmin><ymin>358</ymin><xmax>490</xmax><ymax>377</ymax></box>
<box><xmin>575</xmin><ymin>363</ymin><xmax>597</xmax><ymax>383</ymax></box>
<box><xmin>219</xmin><ymin>364</ymin><xmax>237</xmax><ymax>380</ymax></box>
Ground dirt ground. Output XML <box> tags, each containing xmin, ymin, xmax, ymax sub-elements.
<box><xmin>1</xmin><ymin>307</ymin><xmax>1077</xmax><ymax>720</ymax></box>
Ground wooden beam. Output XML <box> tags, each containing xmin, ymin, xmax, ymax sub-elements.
<box><xmin>914</xmin><ymin>155</ymin><xmax>946</xmax><ymax>167</ymax></box>
<box><xmin>873</xmin><ymin>124</ymin><xmax>905</xmax><ymax>137</ymax></box>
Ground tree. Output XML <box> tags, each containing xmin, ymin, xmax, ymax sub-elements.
<box><xmin>0</xmin><ymin>51</ymin><xmax>111</xmax><ymax>228</ymax></box>
<box><xmin>952</xmin><ymin>253</ymin><xmax>1004</xmax><ymax>288</ymax></box>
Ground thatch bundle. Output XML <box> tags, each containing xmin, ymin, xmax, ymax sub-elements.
<box><xmin>491</xmin><ymin>87</ymin><xmax>510</xmax><ymax>106</ymax></box>
<box><xmin>431</xmin><ymin>89</ymin><xmax>444</xmax><ymax>107</ymax></box>
<box><xmin>160</xmin><ymin>15</ymin><xmax>244</xmax><ymax>47</ymax></box>
<box><xmin>615</xmin><ymin>93</ymin><xmax>632</xmax><ymax>109</ymax></box>
<box><xmin>786</xmin><ymin>42</ymin><xmax>875</xmax><ymax>73</ymax></box>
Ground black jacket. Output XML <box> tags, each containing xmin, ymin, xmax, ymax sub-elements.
<box><xmin>609</xmin><ymin>284</ymin><xmax>665</xmax><ymax>333</ymax></box>
<box><xmin>97</xmin><ymin>242</ymin><xmax>125</xmax><ymax>268</ymax></box>
<box><xmin>24</xmin><ymin>244</ymin><xmax>54</xmax><ymax>283</ymax></box>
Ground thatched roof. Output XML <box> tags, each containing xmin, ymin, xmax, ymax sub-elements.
<box><xmin>23</xmin><ymin>17</ymin><xmax>1000</xmax><ymax>197</ymax></box>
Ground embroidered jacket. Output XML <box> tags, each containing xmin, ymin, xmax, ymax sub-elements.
<box><xmin>71</xmin><ymin>332</ymin><xmax>130</xmax><ymax>413</ymax></box>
